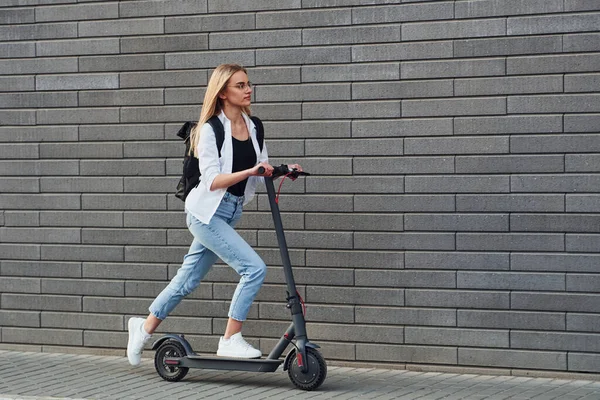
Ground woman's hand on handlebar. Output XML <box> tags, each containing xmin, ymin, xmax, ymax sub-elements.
<box><xmin>287</xmin><ymin>163</ymin><xmax>303</xmax><ymax>172</ymax></box>
<box><xmin>252</xmin><ymin>162</ymin><xmax>273</xmax><ymax>177</ymax></box>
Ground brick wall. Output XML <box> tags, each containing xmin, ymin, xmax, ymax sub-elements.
<box><xmin>1</xmin><ymin>0</ymin><xmax>599</xmax><ymax>375</ymax></box>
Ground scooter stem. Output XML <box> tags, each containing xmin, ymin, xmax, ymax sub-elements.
<box><xmin>264</xmin><ymin>176</ymin><xmax>310</xmax><ymax>373</ymax></box>
<box><xmin>263</xmin><ymin>176</ymin><xmax>302</xmax><ymax>311</ymax></box>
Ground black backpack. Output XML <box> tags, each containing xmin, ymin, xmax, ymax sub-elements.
<box><xmin>175</xmin><ymin>115</ymin><xmax>265</xmax><ymax>201</ymax></box>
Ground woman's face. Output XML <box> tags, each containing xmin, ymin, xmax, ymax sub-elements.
<box><xmin>220</xmin><ymin>70</ymin><xmax>252</xmax><ymax>108</ymax></box>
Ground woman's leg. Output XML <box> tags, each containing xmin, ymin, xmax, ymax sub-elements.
<box><xmin>143</xmin><ymin>314</ymin><xmax>162</xmax><ymax>335</ymax></box>
<box><xmin>187</xmin><ymin>196</ymin><xmax>266</xmax><ymax>358</ymax></box>
<box><xmin>147</xmin><ymin>196</ymin><xmax>266</xmax><ymax>333</ymax></box>
<box><xmin>130</xmin><ymin>195</ymin><xmax>267</xmax><ymax>361</ymax></box>
<box><xmin>127</xmin><ymin>213</ymin><xmax>218</xmax><ymax>366</ymax></box>
<box><xmin>224</xmin><ymin>318</ymin><xmax>243</xmax><ymax>339</ymax></box>
<box><xmin>189</xmin><ymin>210</ymin><xmax>267</xmax><ymax>324</ymax></box>
<box><xmin>147</xmin><ymin>236</ymin><xmax>218</xmax><ymax>325</ymax></box>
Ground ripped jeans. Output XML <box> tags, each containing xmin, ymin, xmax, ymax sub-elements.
<box><xmin>149</xmin><ymin>192</ymin><xmax>267</xmax><ymax>322</ymax></box>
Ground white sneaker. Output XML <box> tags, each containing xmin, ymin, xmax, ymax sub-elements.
<box><xmin>217</xmin><ymin>332</ymin><xmax>262</xmax><ymax>359</ymax></box>
<box><xmin>127</xmin><ymin>317</ymin><xmax>151</xmax><ymax>367</ymax></box>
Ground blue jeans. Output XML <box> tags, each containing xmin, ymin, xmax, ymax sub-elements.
<box><xmin>149</xmin><ymin>192</ymin><xmax>267</xmax><ymax>322</ymax></box>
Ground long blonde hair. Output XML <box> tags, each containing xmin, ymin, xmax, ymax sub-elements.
<box><xmin>189</xmin><ymin>64</ymin><xmax>251</xmax><ymax>154</ymax></box>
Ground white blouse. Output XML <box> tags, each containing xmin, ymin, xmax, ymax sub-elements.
<box><xmin>184</xmin><ymin>111</ymin><xmax>268</xmax><ymax>224</ymax></box>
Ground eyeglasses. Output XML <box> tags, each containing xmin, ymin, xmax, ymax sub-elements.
<box><xmin>228</xmin><ymin>82</ymin><xmax>253</xmax><ymax>91</ymax></box>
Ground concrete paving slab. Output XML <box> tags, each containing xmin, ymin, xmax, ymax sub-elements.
<box><xmin>0</xmin><ymin>350</ymin><xmax>599</xmax><ymax>400</ymax></box>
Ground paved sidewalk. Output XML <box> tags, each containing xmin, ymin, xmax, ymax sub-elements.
<box><xmin>0</xmin><ymin>350</ymin><xmax>599</xmax><ymax>400</ymax></box>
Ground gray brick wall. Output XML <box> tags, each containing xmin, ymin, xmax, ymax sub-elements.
<box><xmin>0</xmin><ymin>0</ymin><xmax>599</xmax><ymax>376</ymax></box>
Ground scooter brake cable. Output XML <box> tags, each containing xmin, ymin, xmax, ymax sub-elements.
<box><xmin>275</xmin><ymin>172</ymin><xmax>295</xmax><ymax>204</ymax></box>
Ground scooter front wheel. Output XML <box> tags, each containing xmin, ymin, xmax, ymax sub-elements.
<box><xmin>154</xmin><ymin>340</ymin><xmax>189</xmax><ymax>382</ymax></box>
<box><xmin>286</xmin><ymin>348</ymin><xmax>327</xmax><ymax>391</ymax></box>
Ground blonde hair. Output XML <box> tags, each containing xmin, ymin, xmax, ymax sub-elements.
<box><xmin>189</xmin><ymin>63</ymin><xmax>251</xmax><ymax>154</ymax></box>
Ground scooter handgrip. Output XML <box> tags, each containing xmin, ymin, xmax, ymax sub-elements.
<box><xmin>257</xmin><ymin>166</ymin><xmax>265</xmax><ymax>174</ymax></box>
<box><xmin>272</xmin><ymin>164</ymin><xmax>290</xmax><ymax>177</ymax></box>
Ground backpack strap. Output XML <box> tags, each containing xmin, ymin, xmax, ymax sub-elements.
<box><xmin>207</xmin><ymin>116</ymin><xmax>226</xmax><ymax>157</ymax></box>
<box><xmin>249</xmin><ymin>116</ymin><xmax>264</xmax><ymax>152</ymax></box>
<box><xmin>205</xmin><ymin>115</ymin><xmax>264</xmax><ymax>156</ymax></box>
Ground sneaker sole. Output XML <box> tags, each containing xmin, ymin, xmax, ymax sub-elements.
<box><xmin>127</xmin><ymin>318</ymin><xmax>142</xmax><ymax>367</ymax></box>
<box><xmin>216</xmin><ymin>353</ymin><xmax>262</xmax><ymax>359</ymax></box>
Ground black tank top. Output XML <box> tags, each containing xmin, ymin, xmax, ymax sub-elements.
<box><xmin>227</xmin><ymin>137</ymin><xmax>257</xmax><ymax>197</ymax></box>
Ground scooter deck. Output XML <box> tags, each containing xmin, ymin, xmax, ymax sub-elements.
<box><xmin>168</xmin><ymin>355</ymin><xmax>283</xmax><ymax>373</ymax></box>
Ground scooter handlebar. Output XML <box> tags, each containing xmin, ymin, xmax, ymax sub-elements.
<box><xmin>272</xmin><ymin>164</ymin><xmax>310</xmax><ymax>179</ymax></box>
<box><xmin>256</xmin><ymin>165</ymin><xmax>310</xmax><ymax>178</ymax></box>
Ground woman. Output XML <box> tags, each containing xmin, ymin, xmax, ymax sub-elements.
<box><xmin>127</xmin><ymin>64</ymin><xmax>302</xmax><ymax>366</ymax></box>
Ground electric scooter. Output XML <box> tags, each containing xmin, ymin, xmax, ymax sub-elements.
<box><xmin>152</xmin><ymin>165</ymin><xmax>327</xmax><ymax>391</ymax></box>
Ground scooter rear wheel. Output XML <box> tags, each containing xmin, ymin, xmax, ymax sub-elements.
<box><xmin>154</xmin><ymin>340</ymin><xmax>189</xmax><ymax>382</ymax></box>
<box><xmin>286</xmin><ymin>348</ymin><xmax>327</xmax><ymax>391</ymax></box>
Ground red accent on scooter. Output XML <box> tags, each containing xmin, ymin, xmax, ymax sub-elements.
<box><xmin>297</xmin><ymin>291</ymin><xmax>307</xmax><ymax>316</ymax></box>
<box><xmin>276</xmin><ymin>172</ymin><xmax>293</xmax><ymax>204</ymax></box>
<box><xmin>296</xmin><ymin>352</ymin><xmax>304</xmax><ymax>367</ymax></box>
<box><xmin>164</xmin><ymin>359</ymin><xmax>180</xmax><ymax>365</ymax></box>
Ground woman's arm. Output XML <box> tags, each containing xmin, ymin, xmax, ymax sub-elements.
<box><xmin>209</xmin><ymin>162</ymin><xmax>272</xmax><ymax>191</ymax></box>
<box><xmin>198</xmin><ymin>119</ymin><xmax>274</xmax><ymax>191</ymax></box>
<box><xmin>196</xmin><ymin>123</ymin><xmax>222</xmax><ymax>191</ymax></box>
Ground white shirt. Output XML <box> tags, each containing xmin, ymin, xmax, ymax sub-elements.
<box><xmin>185</xmin><ymin>111</ymin><xmax>268</xmax><ymax>224</ymax></box>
